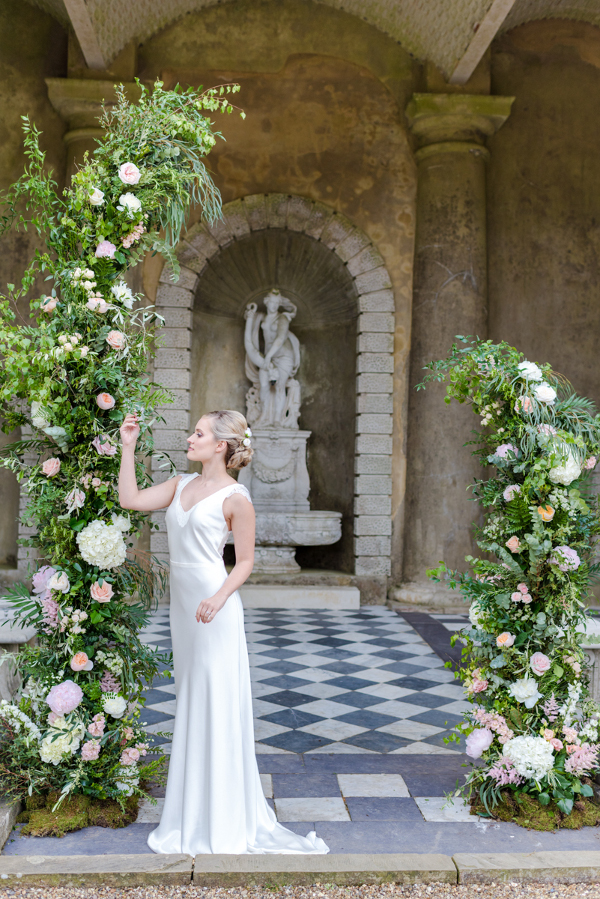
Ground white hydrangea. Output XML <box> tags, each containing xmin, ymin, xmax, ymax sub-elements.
<box><xmin>39</xmin><ymin>718</ymin><xmax>84</xmax><ymax>765</ymax></box>
<box><xmin>115</xmin><ymin>763</ymin><xmax>139</xmax><ymax>797</ymax></box>
<box><xmin>111</xmin><ymin>281</ymin><xmax>135</xmax><ymax>309</ymax></box>
<box><xmin>0</xmin><ymin>701</ymin><xmax>41</xmax><ymax>743</ymax></box>
<box><xmin>76</xmin><ymin>520</ymin><xmax>126</xmax><ymax>570</ymax></box>
<box><xmin>503</xmin><ymin>735</ymin><xmax>555</xmax><ymax>781</ymax></box>
<box><xmin>508</xmin><ymin>677</ymin><xmax>543</xmax><ymax>709</ymax></box>
<box><xmin>549</xmin><ymin>446</ymin><xmax>582</xmax><ymax>486</ymax></box>
<box><xmin>102</xmin><ymin>693</ymin><xmax>128</xmax><ymax>718</ymax></box>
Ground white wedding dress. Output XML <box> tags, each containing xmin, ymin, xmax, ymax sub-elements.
<box><xmin>147</xmin><ymin>472</ymin><xmax>329</xmax><ymax>856</ymax></box>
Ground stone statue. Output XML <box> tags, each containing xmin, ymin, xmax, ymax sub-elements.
<box><xmin>244</xmin><ymin>291</ymin><xmax>301</xmax><ymax>428</ymax></box>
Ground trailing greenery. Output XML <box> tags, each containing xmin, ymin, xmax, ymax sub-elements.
<box><xmin>0</xmin><ymin>79</ymin><xmax>242</xmax><ymax>812</ymax></box>
<box><xmin>421</xmin><ymin>337</ymin><xmax>600</xmax><ymax>821</ymax></box>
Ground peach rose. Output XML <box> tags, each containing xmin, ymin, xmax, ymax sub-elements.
<box><xmin>537</xmin><ymin>504</ymin><xmax>555</xmax><ymax>522</ymax></box>
<box><xmin>96</xmin><ymin>393</ymin><xmax>115</xmax><ymax>410</ymax></box>
<box><xmin>41</xmin><ymin>296</ymin><xmax>57</xmax><ymax>313</ymax></box>
<box><xmin>543</xmin><ymin>728</ymin><xmax>555</xmax><ymax>741</ymax></box>
<box><xmin>118</xmin><ymin>162</ymin><xmax>141</xmax><ymax>185</ymax></box>
<box><xmin>106</xmin><ymin>331</ymin><xmax>126</xmax><ymax>350</ymax></box>
<box><xmin>550</xmin><ymin>738</ymin><xmax>564</xmax><ymax>752</ymax></box>
<box><xmin>506</xmin><ymin>536</ymin><xmax>521</xmax><ymax>553</ymax></box>
<box><xmin>70</xmin><ymin>651</ymin><xmax>93</xmax><ymax>672</ymax></box>
<box><xmin>42</xmin><ymin>457</ymin><xmax>61</xmax><ymax>477</ymax></box>
<box><xmin>515</xmin><ymin>395</ymin><xmax>532</xmax><ymax>413</ymax></box>
<box><xmin>90</xmin><ymin>580</ymin><xmax>114</xmax><ymax>603</ymax></box>
<box><xmin>496</xmin><ymin>632</ymin><xmax>515</xmax><ymax>648</ymax></box>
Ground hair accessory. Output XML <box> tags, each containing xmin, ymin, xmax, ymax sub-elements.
<box><xmin>243</xmin><ymin>427</ymin><xmax>252</xmax><ymax>448</ymax></box>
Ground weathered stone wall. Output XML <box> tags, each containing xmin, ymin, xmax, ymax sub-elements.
<box><xmin>0</xmin><ymin>0</ymin><xmax>67</xmax><ymax>570</ymax></box>
<box><xmin>488</xmin><ymin>21</ymin><xmax>600</xmax><ymax>405</ymax></box>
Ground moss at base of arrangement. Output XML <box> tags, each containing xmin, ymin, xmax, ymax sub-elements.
<box><xmin>470</xmin><ymin>786</ymin><xmax>600</xmax><ymax>831</ymax></box>
<box><xmin>15</xmin><ymin>791</ymin><xmax>139</xmax><ymax>837</ymax></box>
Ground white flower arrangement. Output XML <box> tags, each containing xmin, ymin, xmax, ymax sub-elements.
<box><xmin>110</xmin><ymin>512</ymin><xmax>131</xmax><ymax>532</ymax></box>
<box><xmin>76</xmin><ymin>520</ymin><xmax>127</xmax><ymax>570</ymax></box>
<box><xmin>503</xmin><ymin>735</ymin><xmax>555</xmax><ymax>781</ymax></box>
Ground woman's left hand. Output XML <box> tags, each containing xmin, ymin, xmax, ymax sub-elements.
<box><xmin>196</xmin><ymin>592</ymin><xmax>227</xmax><ymax>624</ymax></box>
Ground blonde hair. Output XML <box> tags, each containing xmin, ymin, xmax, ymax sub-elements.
<box><xmin>206</xmin><ymin>410</ymin><xmax>253</xmax><ymax>470</ymax></box>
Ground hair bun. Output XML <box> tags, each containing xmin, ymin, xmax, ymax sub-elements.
<box><xmin>206</xmin><ymin>410</ymin><xmax>254</xmax><ymax>471</ymax></box>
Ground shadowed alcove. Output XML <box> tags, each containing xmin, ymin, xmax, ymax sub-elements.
<box><xmin>190</xmin><ymin>228</ymin><xmax>359</xmax><ymax>572</ymax></box>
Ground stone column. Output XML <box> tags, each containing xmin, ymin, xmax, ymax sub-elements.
<box><xmin>399</xmin><ymin>94</ymin><xmax>513</xmax><ymax>608</ymax></box>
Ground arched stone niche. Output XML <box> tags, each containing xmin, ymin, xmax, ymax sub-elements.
<box><xmin>151</xmin><ymin>194</ymin><xmax>395</xmax><ymax>581</ymax></box>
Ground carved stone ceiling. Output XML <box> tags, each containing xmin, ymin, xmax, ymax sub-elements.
<box><xmin>26</xmin><ymin>0</ymin><xmax>600</xmax><ymax>79</ymax></box>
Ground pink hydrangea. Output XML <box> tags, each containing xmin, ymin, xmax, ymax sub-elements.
<box><xmin>32</xmin><ymin>565</ymin><xmax>56</xmax><ymax>600</ymax></box>
<box><xmin>503</xmin><ymin>484</ymin><xmax>521</xmax><ymax>502</ymax></box>
<box><xmin>119</xmin><ymin>747</ymin><xmax>140</xmax><ymax>766</ymax></box>
<box><xmin>88</xmin><ymin>714</ymin><xmax>105</xmax><ymax>738</ymax></box>
<box><xmin>550</xmin><ymin>545</ymin><xmax>581</xmax><ymax>572</ymax></box>
<box><xmin>95</xmin><ymin>240</ymin><xmax>116</xmax><ymax>259</ymax></box>
<box><xmin>46</xmin><ymin>680</ymin><xmax>83</xmax><ymax>715</ymax></box>
<box><xmin>466</xmin><ymin>727</ymin><xmax>494</xmax><ymax>759</ymax></box>
<box><xmin>565</xmin><ymin>743</ymin><xmax>599</xmax><ymax>776</ymax></box>
<box><xmin>495</xmin><ymin>443</ymin><xmax>518</xmax><ymax>459</ymax></box>
<box><xmin>81</xmin><ymin>740</ymin><xmax>101</xmax><ymax>761</ymax></box>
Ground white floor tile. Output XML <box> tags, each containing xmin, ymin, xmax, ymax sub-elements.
<box><xmin>145</xmin><ymin>719</ymin><xmax>174</xmax><ymax>735</ymax></box>
<box><xmin>357</xmin><ymin>684</ymin><xmax>413</xmax><ymax>700</ymax></box>
<box><xmin>415</xmin><ymin>796</ymin><xmax>476</xmax><ymax>822</ymax></box>
<box><xmin>293</xmin><ymin>683</ymin><xmax>344</xmax><ymax>700</ymax></box>
<box><xmin>145</xmin><ymin>699</ymin><xmax>177</xmax><ymax>716</ymax></box>
<box><xmin>260</xmin><ymin>773</ymin><xmax>273</xmax><ymax>798</ymax></box>
<box><xmin>436</xmin><ymin>700</ymin><xmax>471</xmax><ymax>715</ymax></box>
<box><xmin>423</xmin><ymin>684</ymin><xmax>467</xmax><ymax>701</ymax></box>
<box><xmin>153</xmin><ymin>683</ymin><xmax>176</xmax><ymax>695</ymax></box>
<box><xmin>255</xmin><ymin>742</ymin><xmax>293</xmax><ymax>754</ymax></box>
<box><xmin>289</xmin><ymin>668</ymin><xmax>338</xmax><ymax>683</ymax></box>
<box><xmin>252</xmin><ymin>698</ymin><xmax>285</xmax><ymax>717</ymax></box>
<box><xmin>274</xmin><ymin>797</ymin><xmax>349</xmax><ymax>822</ymax></box>
<box><xmin>254</xmin><ymin>719</ymin><xmax>290</xmax><ymax>741</ymax></box>
<box><xmin>297</xmin><ymin>698</ymin><xmax>355</xmax><ymax>718</ymax></box>
<box><xmin>337</xmin><ymin>774</ymin><xmax>409</xmax><ymax>797</ymax></box>
<box><xmin>298</xmin><ymin>720</ymin><xmax>367</xmax><ymax>741</ymax></box>
<box><xmin>367</xmin><ymin>699</ymin><xmax>430</xmax><ymax>718</ymax></box>
<box><xmin>305</xmin><ymin>741</ymin><xmax>377</xmax><ymax>754</ymax></box>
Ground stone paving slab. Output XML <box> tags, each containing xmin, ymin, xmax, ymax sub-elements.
<box><xmin>192</xmin><ymin>853</ymin><xmax>457</xmax><ymax>886</ymax></box>
<box><xmin>0</xmin><ymin>853</ymin><xmax>192</xmax><ymax>886</ymax></box>
<box><xmin>454</xmin><ymin>851</ymin><xmax>600</xmax><ymax>883</ymax></box>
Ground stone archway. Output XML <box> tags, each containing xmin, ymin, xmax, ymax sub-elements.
<box><xmin>150</xmin><ymin>193</ymin><xmax>395</xmax><ymax>583</ymax></box>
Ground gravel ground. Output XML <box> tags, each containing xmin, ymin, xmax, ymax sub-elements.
<box><xmin>0</xmin><ymin>884</ymin><xmax>599</xmax><ymax>898</ymax></box>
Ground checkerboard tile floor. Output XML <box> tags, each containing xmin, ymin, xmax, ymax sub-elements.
<box><xmin>139</xmin><ymin>607</ymin><xmax>470</xmax><ymax>756</ymax></box>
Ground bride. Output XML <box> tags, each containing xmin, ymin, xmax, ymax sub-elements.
<box><xmin>118</xmin><ymin>409</ymin><xmax>328</xmax><ymax>855</ymax></box>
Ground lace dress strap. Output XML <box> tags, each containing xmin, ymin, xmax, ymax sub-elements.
<box><xmin>173</xmin><ymin>472</ymin><xmax>198</xmax><ymax>502</ymax></box>
<box><xmin>224</xmin><ymin>484</ymin><xmax>253</xmax><ymax>505</ymax></box>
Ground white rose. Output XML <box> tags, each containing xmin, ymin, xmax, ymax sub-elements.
<box><xmin>110</xmin><ymin>512</ymin><xmax>131</xmax><ymax>532</ymax></box>
<box><xmin>503</xmin><ymin>735</ymin><xmax>554</xmax><ymax>781</ymax></box>
<box><xmin>517</xmin><ymin>360</ymin><xmax>543</xmax><ymax>381</ymax></box>
<box><xmin>508</xmin><ymin>677</ymin><xmax>542</xmax><ymax>709</ymax></box>
<box><xmin>111</xmin><ymin>281</ymin><xmax>135</xmax><ymax>309</ymax></box>
<box><xmin>47</xmin><ymin>571</ymin><xmax>70</xmax><ymax>594</ymax></box>
<box><xmin>117</xmin><ymin>192</ymin><xmax>142</xmax><ymax>219</ymax></box>
<box><xmin>31</xmin><ymin>401</ymin><xmax>50</xmax><ymax>430</ymax></box>
<box><xmin>534</xmin><ymin>382</ymin><xmax>557</xmax><ymax>404</ymax></box>
<box><xmin>102</xmin><ymin>693</ymin><xmax>127</xmax><ymax>718</ymax></box>
<box><xmin>89</xmin><ymin>188</ymin><xmax>105</xmax><ymax>206</ymax></box>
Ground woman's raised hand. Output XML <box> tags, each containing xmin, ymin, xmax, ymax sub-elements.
<box><xmin>120</xmin><ymin>413</ymin><xmax>140</xmax><ymax>447</ymax></box>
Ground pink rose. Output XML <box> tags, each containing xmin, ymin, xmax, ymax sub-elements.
<box><xmin>87</xmin><ymin>297</ymin><xmax>109</xmax><ymax>313</ymax></box>
<box><xmin>496</xmin><ymin>632</ymin><xmax>515</xmax><ymax>648</ymax></box>
<box><xmin>106</xmin><ymin>331</ymin><xmax>126</xmax><ymax>350</ymax></box>
<box><xmin>542</xmin><ymin>728</ymin><xmax>555</xmax><ymax>741</ymax></box>
<box><xmin>92</xmin><ymin>477</ymin><xmax>102</xmax><ymax>488</ymax></box>
<box><xmin>88</xmin><ymin>714</ymin><xmax>105</xmax><ymax>738</ymax></box>
<box><xmin>467</xmin><ymin>676</ymin><xmax>488</xmax><ymax>695</ymax></box>
<box><xmin>70</xmin><ymin>651</ymin><xmax>93</xmax><ymax>672</ymax></box>
<box><xmin>65</xmin><ymin>488</ymin><xmax>85</xmax><ymax>513</ymax></box>
<box><xmin>46</xmin><ymin>680</ymin><xmax>83</xmax><ymax>715</ymax></box>
<box><xmin>506</xmin><ymin>536</ymin><xmax>521</xmax><ymax>553</ymax></box>
<box><xmin>518</xmin><ymin>583</ymin><xmax>529</xmax><ymax>594</ymax></box>
<box><xmin>92</xmin><ymin>435</ymin><xmax>117</xmax><ymax>456</ymax></box>
<box><xmin>503</xmin><ymin>484</ymin><xmax>521</xmax><ymax>502</ymax></box>
<box><xmin>96</xmin><ymin>393</ymin><xmax>115</xmax><ymax>410</ymax></box>
<box><xmin>81</xmin><ymin>740</ymin><xmax>101</xmax><ymax>761</ymax></box>
<box><xmin>495</xmin><ymin>443</ymin><xmax>518</xmax><ymax>460</ymax></box>
<box><xmin>585</xmin><ymin>456</ymin><xmax>597</xmax><ymax>470</ymax></box>
<box><xmin>95</xmin><ymin>240</ymin><xmax>117</xmax><ymax>259</ymax></box>
<box><xmin>521</xmin><ymin>593</ymin><xmax>533</xmax><ymax>604</ymax></box>
<box><xmin>530</xmin><ymin>652</ymin><xmax>551</xmax><ymax>676</ymax></box>
<box><xmin>466</xmin><ymin>728</ymin><xmax>494</xmax><ymax>759</ymax></box>
<box><xmin>118</xmin><ymin>162</ymin><xmax>141</xmax><ymax>185</ymax></box>
<box><xmin>90</xmin><ymin>580</ymin><xmax>114</xmax><ymax>603</ymax></box>
<box><xmin>511</xmin><ymin>592</ymin><xmax>523</xmax><ymax>603</ymax></box>
<box><xmin>41</xmin><ymin>296</ymin><xmax>57</xmax><ymax>313</ymax></box>
<box><xmin>550</xmin><ymin>738</ymin><xmax>564</xmax><ymax>752</ymax></box>
<box><xmin>119</xmin><ymin>747</ymin><xmax>140</xmax><ymax>766</ymax></box>
<box><xmin>42</xmin><ymin>457</ymin><xmax>61</xmax><ymax>477</ymax></box>
<box><xmin>32</xmin><ymin>565</ymin><xmax>56</xmax><ymax>596</ymax></box>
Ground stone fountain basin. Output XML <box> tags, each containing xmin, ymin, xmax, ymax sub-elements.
<box><xmin>255</xmin><ymin>510</ymin><xmax>342</xmax><ymax>546</ymax></box>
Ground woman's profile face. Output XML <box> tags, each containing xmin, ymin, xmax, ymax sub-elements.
<box><xmin>186</xmin><ymin>416</ymin><xmax>222</xmax><ymax>463</ymax></box>
<box><xmin>264</xmin><ymin>294</ymin><xmax>280</xmax><ymax>313</ymax></box>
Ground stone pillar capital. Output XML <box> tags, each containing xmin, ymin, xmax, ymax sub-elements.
<box><xmin>406</xmin><ymin>93</ymin><xmax>514</xmax><ymax>161</ymax></box>
<box><xmin>46</xmin><ymin>78</ymin><xmax>142</xmax><ymax>142</ymax></box>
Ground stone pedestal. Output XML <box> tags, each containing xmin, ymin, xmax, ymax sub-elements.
<box><xmin>400</xmin><ymin>93</ymin><xmax>514</xmax><ymax>605</ymax></box>
<box><xmin>238</xmin><ymin>429</ymin><xmax>342</xmax><ymax>573</ymax></box>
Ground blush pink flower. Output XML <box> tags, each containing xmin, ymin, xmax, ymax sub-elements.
<box><xmin>87</xmin><ymin>297</ymin><xmax>110</xmax><ymax>313</ymax></box>
<box><xmin>106</xmin><ymin>331</ymin><xmax>126</xmax><ymax>351</ymax></box>
<box><xmin>48</xmin><ymin>711</ymin><xmax>61</xmax><ymax>726</ymax></box>
<box><xmin>122</xmin><ymin>727</ymin><xmax>134</xmax><ymax>742</ymax></box>
<box><xmin>135</xmin><ymin>742</ymin><xmax>149</xmax><ymax>757</ymax></box>
<box><xmin>511</xmin><ymin>591</ymin><xmax>523</xmax><ymax>603</ymax></box>
<box><xmin>118</xmin><ymin>162</ymin><xmax>141</xmax><ymax>185</ymax></box>
<box><xmin>65</xmin><ymin>488</ymin><xmax>85</xmax><ymax>513</ymax></box>
<box><xmin>46</xmin><ymin>680</ymin><xmax>83</xmax><ymax>715</ymax></box>
<box><xmin>91</xmin><ymin>477</ymin><xmax>102</xmax><ymax>488</ymax></box>
<box><xmin>503</xmin><ymin>484</ymin><xmax>521</xmax><ymax>502</ymax></box>
<box><xmin>88</xmin><ymin>714</ymin><xmax>105</xmax><ymax>738</ymax></box>
<box><xmin>585</xmin><ymin>456</ymin><xmax>597</xmax><ymax>470</ymax></box>
<box><xmin>81</xmin><ymin>740</ymin><xmax>101</xmax><ymax>761</ymax></box>
<box><xmin>40</xmin><ymin>597</ymin><xmax>59</xmax><ymax>632</ymax></box>
<box><xmin>506</xmin><ymin>536</ymin><xmax>521</xmax><ymax>553</ymax></box>
<box><xmin>90</xmin><ymin>580</ymin><xmax>114</xmax><ymax>603</ymax></box>
<box><xmin>96</xmin><ymin>393</ymin><xmax>115</xmax><ymax>410</ymax></box>
<box><xmin>517</xmin><ymin>583</ymin><xmax>529</xmax><ymax>594</ymax></box>
<box><xmin>515</xmin><ymin>396</ymin><xmax>532</xmax><ymax>413</ymax></box>
<box><xmin>550</xmin><ymin>738</ymin><xmax>564</xmax><ymax>752</ymax></box>
<box><xmin>563</xmin><ymin>726</ymin><xmax>579</xmax><ymax>745</ymax></box>
<box><xmin>40</xmin><ymin>296</ymin><xmax>57</xmax><ymax>313</ymax></box>
<box><xmin>95</xmin><ymin>240</ymin><xmax>116</xmax><ymax>259</ymax></box>
<box><xmin>495</xmin><ymin>443</ymin><xmax>519</xmax><ymax>459</ymax></box>
<box><xmin>92</xmin><ymin>435</ymin><xmax>117</xmax><ymax>456</ymax></box>
<box><xmin>550</xmin><ymin>545</ymin><xmax>581</xmax><ymax>572</ymax></box>
<box><xmin>466</xmin><ymin>727</ymin><xmax>494</xmax><ymax>759</ymax></box>
<box><xmin>496</xmin><ymin>632</ymin><xmax>515</xmax><ymax>648</ymax></box>
<box><xmin>538</xmin><ymin>424</ymin><xmax>557</xmax><ymax>436</ymax></box>
<box><xmin>70</xmin><ymin>651</ymin><xmax>93</xmax><ymax>672</ymax></box>
<box><xmin>32</xmin><ymin>565</ymin><xmax>56</xmax><ymax>598</ymax></box>
<box><xmin>119</xmin><ymin>747</ymin><xmax>140</xmax><ymax>766</ymax></box>
<box><xmin>530</xmin><ymin>652</ymin><xmax>551</xmax><ymax>676</ymax></box>
<box><xmin>521</xmin><ymin>592</ymin><xmax>533</xmax><ymax>603</ymax></box>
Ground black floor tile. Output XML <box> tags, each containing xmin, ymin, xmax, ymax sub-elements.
<box><xmin>260</xmin><ymin>660</ymin><xmax>305</xmax><ymax>675</ymax></box>
<box><xmin>259</xmin><ymin>690</ymin><xmax>317</xmax><ymax>708</ymax></box>
<box><xmin>342</xmin><ymin>731</ymin><xmax>410</xmax><ymax>753</ymax></box>
<box><xmin>325</xmin><ymin>676</ymin><xmax>378</xmax><ymax>691</ymax></box>
<box><xmin>337</xmin><ymin>709</ymin><xmax>397</xmax><ymax>729</ymax></box>
<box><xmin>262</xmin><ymin>709</ymin><xmax>324</xmax><ymax>729</ymax></box>
<box><xmin>328</xmin><ymin>692</ymin><xmax>384</xmax><ymax>709</ymax></box>
<box><xmin>399</xmin><ymin>692</ymin><xmax>452</xmax><ymax>709</ymax></box>
<box><xmin>408</xmin><ymin>710</ymin><xmax>465</xmax><ymax>728</ymax></box>
<box><xmin>260</xmin><ymin>731</ymin><xmax>333</xmax><ymax>753</ymax></box>
<box><xmin>272</xmin><ymin>774</ymin><xmax>340</xmax><ymax>798</ymax></box>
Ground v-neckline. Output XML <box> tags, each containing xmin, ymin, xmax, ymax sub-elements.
<box><xmin>178</xmin><ymin>475</ymin><xmax>232</xmax><ymax>515</ymax></box>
